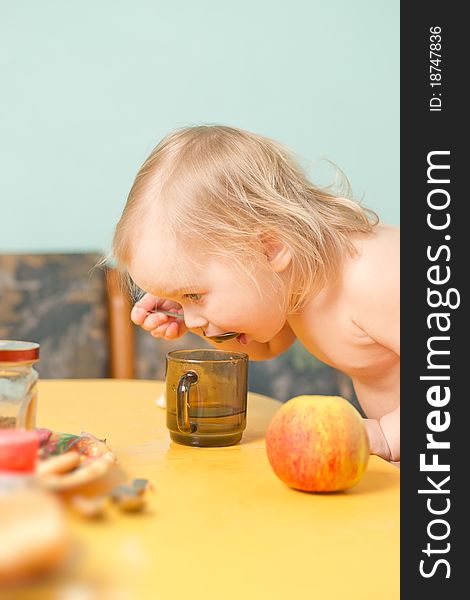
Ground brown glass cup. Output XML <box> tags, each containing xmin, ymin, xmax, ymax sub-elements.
<box><xmin>166</xmin><ymin>349</ymin><xmax>248</xmax><ymax>447</ymax></box>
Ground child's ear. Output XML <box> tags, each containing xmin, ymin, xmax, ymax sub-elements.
<box><xmin>260</xmin><ymin>234</ymin><xmax>292</xmax><ymax>273</ymax></box>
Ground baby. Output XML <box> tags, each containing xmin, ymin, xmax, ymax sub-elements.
<box><xmin>112</xmin><ymin>125</ymin><xmax>400</xmax><ymax>464</ymax></box>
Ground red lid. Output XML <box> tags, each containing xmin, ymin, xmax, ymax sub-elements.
<box><xmin>0</xmin><ymin>340</ymin><xmax>40</xmax><ymax>362</ymax></box>
<box><xmin>0</xmin><ymin>429</ymin><xmax>40</xmax><ymax>473</ymax></box>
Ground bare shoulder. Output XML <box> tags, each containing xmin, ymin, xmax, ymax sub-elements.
<box><xmin>342</xmin><ymin>224</ymin><xmax>400</xmax><ymax>353</ymax></box>
<box><xmin>344</xmin><ymin>223</ymin><xmax>400</xmax><ymax>294</ymax></box>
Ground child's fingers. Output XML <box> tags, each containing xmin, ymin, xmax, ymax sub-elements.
<box><xmin>134</xmin><ymin>293</ymin><xmax>159</xmax><ymax>312</ymax></box>
<box><xmin>164</xmin><ymin>321</ymin><xmax>180</xmax><ymax>339</ymax></box>
<box><xmin>141</xmin><ymin>312</ymin><xmax>169</xmax><ymax>331</ymax></box>
<box><xmin>131</xmin><ymin>295</ymin><xmax>183</xmax><ymax>326</ymax></box>
<box><xmin>131</xmin><ymin>294</ymin><xmax>159</xmax><ymax>324</ymax></box>
<box><xmin>149</xmin><ymin>321</ymin><xmax>182</xmax><ymax>339</ymax></box>
<box><xmin>131</xmin><ymin>306</ymin><xmax>149</xmax><ymax>325</ymax></box>
<box><xmin>160</xmin><ymin>299</ymin><xmax>183</xmax><ymax>313</ymax></box>
<box><xmin>150</xmin><ymin>323</ymin><xmax>173</xmax><ymax>338</ymax></box>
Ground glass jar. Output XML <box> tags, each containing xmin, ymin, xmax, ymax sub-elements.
<box><xmin>0</xmin><ymin>341</ymin><xmax>40</xmax><ymax>430</ymax></box>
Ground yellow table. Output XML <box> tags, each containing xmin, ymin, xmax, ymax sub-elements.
<box><xmin>35</xmin><ymin>379</ymin><xmax>399</xmax><ymax>599</ymax></box>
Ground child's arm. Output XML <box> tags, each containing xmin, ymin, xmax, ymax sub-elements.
<box><xmin>348</xmin><ymin>228</ymin><xmax>400</xmax><ymax>462</ymax></box>
<box><xmin>364</xmin><ymin>406</ymin><xmax>400</xmax><ymax>462</ymax></box>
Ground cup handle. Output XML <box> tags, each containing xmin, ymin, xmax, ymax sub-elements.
<box><xmin>176</xmin><ymin>371</ymin><xmax>198</xmax><ymax>433</ymax></box>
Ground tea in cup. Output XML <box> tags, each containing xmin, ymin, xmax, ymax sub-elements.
<box><xmin>166</xmin><ymin>349</ymin><xmax>248</xmax><ymax>447</ymax></box>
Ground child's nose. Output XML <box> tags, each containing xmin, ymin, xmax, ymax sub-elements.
<box><xmin>183</xmin><ymin>308</ymin><xmax>209</xmax><ymax>331</ymax></box>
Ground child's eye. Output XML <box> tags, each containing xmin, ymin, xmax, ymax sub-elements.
<box><xmin>183</xmin><ymin>293</ymin><xmax>203</xmax><ymax>303</ymax></box>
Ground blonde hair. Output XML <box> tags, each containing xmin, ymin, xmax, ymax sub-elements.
<box><xmin>113</xmin><ymin>125</ymin><xmax>378</xmax><ymax>312</ymax></box>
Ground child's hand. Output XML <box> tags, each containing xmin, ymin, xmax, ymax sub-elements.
<box><xmin>130</xmin><ymin>293</ymin><xmax>188</xmax><ymax>340</ymax></box>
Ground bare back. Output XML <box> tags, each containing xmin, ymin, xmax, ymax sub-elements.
<box><xmin>288</xmin><ymin>224</ymin><xmax>400</xmax><ymax>422</ymax></box>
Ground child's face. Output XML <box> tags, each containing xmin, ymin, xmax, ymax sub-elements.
<box><xmin>128</xmin><ymin>237</ymin><xmax>289</xmax><ymax>344</ymax></box>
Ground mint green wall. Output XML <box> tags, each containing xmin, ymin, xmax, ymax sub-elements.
<box><xmin>1</xmin><ymin>0</ymin><xmax>399</xmax><ymax>253</ymax></box>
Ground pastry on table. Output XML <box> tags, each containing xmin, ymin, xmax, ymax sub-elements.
<box><xmin>0</xmin><ymin>487</ymin><xmax>69</xmax><ymax>584</ymax></box>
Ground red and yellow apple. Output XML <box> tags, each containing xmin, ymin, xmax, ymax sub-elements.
<box><xmin>265</xmin><ymin>395</ymin><xmax>369</xmax><ymax>492</ymax></box>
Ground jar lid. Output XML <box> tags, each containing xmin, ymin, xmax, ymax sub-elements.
<box><xmin>0</xmin><ymin>341</ymin><xmax>40</xmax><ymax>362</ymax></box>
<box><xmin>0</xmin><ymin>429</ymin><xmax>40</xmax><ymax>473</ymax></box>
